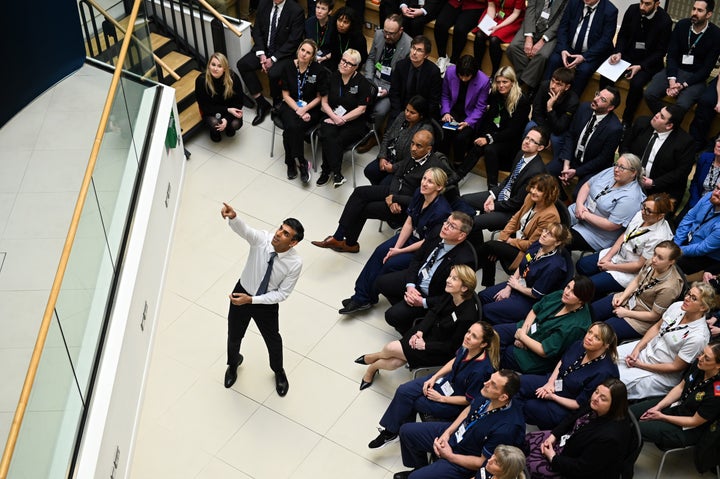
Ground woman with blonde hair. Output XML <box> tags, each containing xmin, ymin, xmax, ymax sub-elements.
<box><xmin>365</xmin><ymin>318</ymin><xmax>500</xmax><ymax>449</ymax></box>
<box><xmin>194</xmin><ymin>52</ymin><xmax>244</xmax><ymax>142</ymax></box>
<box><xmin>355</xmin><ymin>265</ymin><xmax>484</xmax><ymax>390</ymax></box>
<box><xmin>459</xmin><ymin>66</ymin><xmax>531</xmax><ymax>184</ymax></box>
<box><xmin>475</xmin><ymin>445</ymin><xmax>527</xmax><ymax>479</ymax></box>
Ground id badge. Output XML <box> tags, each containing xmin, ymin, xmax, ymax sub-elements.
<box><xmin>554</xmin><ymin>379</ymin><xmax>563</xmax><ymax>392</ymax></box>
<box><xmin>540</xmin><ymin>10</ymin><xmax>550</xmax><ymax>19</ymax></box>
<box><xmin>420</xmin><ymin>268</ymin><xmax>430</xmax><ymax>281</ymax></box>
<box><xmin>317</xmin><ymin>49</ymin><xmax>325</xmax><ymax>58</ymax></box>
<box><xmin>440</xmin><ymin>381</ymin><xmax>455</xmax><ymax>396</ymax></box>
<box><xmin>518</xmin><ymin>277</ymin><xmax>527</xmax><ymax>288</ymax></box>
<box><xmin>381</xmin><ymin>65</ymin><xmax>392</xmax><ymax>81</ymax></box>
<box><xmin>530</xmin><ymin>323</ymin><xmax>538</xmax><ymax>334</ymax></box>
<box><xmin>682</xmin><ymin>54</ymin><xmax>695</xmax><ymax>65</ymax></box>
<box><xmin>628</xmin><ymin>296</ymin><xmax>637</xmax><ymax>309</ymax></box>
<box><xmin>418</xmin><ymin>0</ymin><xmax>425</xmax><ymax>6</ymax></box>
<box><xmin>498</xmin><ymin>10</ymin><xmax>505</xmax><ymax>18</ymax></box>
<box><xmin>479</xmin><ymin>468</ymin><xmax>487</xmax><ymax>479</ymax></box>
<box><xmin>455</xmin><ymin>424</ymin><xmax>466</xmax><ymax>443</ymax></box>
<box><xmin>296</xmin><ymin>100</ymin><xmax>307</xmax><ymax>107</ymax></box>
<box><xmin>586</xmin><ymin>197</ymin><xmax>597</xmax><ymax>213</ymax></box>
<box><xmin>559</xmin><ymin>434</ymin><xmax>571</xmax><ymax>447</ymax></box>
<box><xmin>334</xmin><ymin>105</ymin><xmax>347</xmax><ymax>116</ymax></box>
<box><xmin>451</xmin><ymin>311</ymin><xmax>458</xmax><ymax>322</ymax></box>
<box><xmin>635</xmin><ymin>41</ymin><xmax>646</xmax><ymax>50</ymax></box>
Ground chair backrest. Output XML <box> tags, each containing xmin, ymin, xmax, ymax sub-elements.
<box><xmin>560</xmin><ymin>247</ymin><xmax>575</xmax><ymax>287</ymax></box>
<box><xmin>674</xmin><ymin>264</ymin><xmax>690</xmax><ymax>302</ymax></box>
<box><xmin>473</xmin><ymin>291</ymin><xmax>483</xmax><ymax>322</ymax></box>
<box><xmin>364</xmin><ymin>81</ymin><xmax>379</xmax><ymax>123</ymax></box>
<box><xmin>622</xmin><ymin>410</ymin><xmax>644</xmax><ymax>479</ymax></box>
<box><xmin>555</xmin><ymin>198</ymin><xmax>572</xmax><ymax>228</ymax></box>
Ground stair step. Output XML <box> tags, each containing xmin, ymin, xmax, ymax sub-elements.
<box><xmin>150</xmin><ymin>32</ymin><xmax>171</xmax><ymax>51</ymax></box>
<box><xmin>158</xmin><ymin>51</ymin><xmax>193</xmax><ymax>76</ymax></box>
<box><xmin>179</xmin><ymin>102</ymin><xmax>202</xmax><ymax>135</ymax></box>
<box><xmin>171</xmin><ymin>70</ymin><xmax>201</xmax><ymax>103</ymax></box>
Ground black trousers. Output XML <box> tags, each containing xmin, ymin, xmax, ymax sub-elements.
<box><xmin>338</xmin><ymin>184</ymin><xmax>406</xmax><ymax>243</ymax></box>
<box><xmin>227</xmin><ymin>281</ymin><xmax>283</xmax><ymax>373</ymax></box>
<box><xmin>279</xmin><ymin>104</ymin><xmax>321</xmax><ymax>165</ymax></box>
<box><xmin>236</xmin><ymin>54</ymin><xmax>286</xmax><ymax>100</ymax></box>
<box><xmin>376</xmin><ymin>270</ymin><xmax>425</xmax><ymax>335</ymax></box>
<box><xmin>319</xmin><ymin>119</ymin><xmax>367</xmax><ymax>175</ymax></box>
<box><xmin>477</xmin><ymin>240</ymin><xmax>520</xmax><ymax>286</ymax></box>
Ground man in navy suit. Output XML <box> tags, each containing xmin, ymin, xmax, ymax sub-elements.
<box><xmin>544</xmin><ymin>0</ymin><xmax>618</xmax><ymax>96</ymax></box>
<box><xmin>236</xmin><ymin>0</ymin><xmax>305</xmax><ymax>125</ymax></box>
<box><xmin>548</xmin><ymin>87</ymin><xmax>623</xmax><ymax>197</ymax></box>
<box><xmin>620</xmin><ymin>105</ymin><xmax>695</xmax><ymax>204</ymax></box>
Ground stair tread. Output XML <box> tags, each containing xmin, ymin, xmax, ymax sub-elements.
<box><xmin>150</xmin><ymin>32</ymin><xmax>171</xmax><ymax>51</ymax></box>
<box><xmin>179</xmin><ymin>103</ymin><xmax>202</xmax><ymax>134</ymax></box>
<box><xmin>159</xmin><ymin>51</ymin><xmax>193</xmax><ymax>74</ymax></box>
<box><xmin>172</xmin><ymin>70</ymin><xmax>202</xmax><ymax>103</ymax></box>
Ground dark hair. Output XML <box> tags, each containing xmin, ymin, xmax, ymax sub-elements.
<box><xmin>654</xmin><ymin>239</ymin><xmax>682</xmax><ymax>261</ymax></box>
<box><xmin>528</xmin><ymin>125</ymin><xmax>549</xmax><ymax>146</ymax></box>
<box><xmin>412</xmin><ymin>35</ymin><xmax>432</xmax><ymax>55</ymax></box>
<box><xmin>600</xmin><ymin>378</ymin><xmax>629</xmax><ymax>420</ymax></box>
<box><xmin>456</xmin><ymin>54</ymin><xmax>479</xmax><ymax>78</ymax></box>
<box><xmin>708</xmin><ymin>339</ymin><xmax>720</xmax><ymax>363</ymax></box>
<box><xmin>386</xmin><ymin>13</ymin><xmax>403</xmax><ymax>25</ymax></box>
<box><xmin>664</xmin><ymin>104</ymin><xmax>686</xmax><ymax>128</ymax></box>
<box><xmin>450</xmin><ymin>211</ymin><xmax>474</xmax><ymax>234</ymax></box>
<box><xmin>316</xmin><ymin>0</ymin><xmax>334</xmax><ymax>8</ymax></box>
<box><xmin>644</xmin><ymin>192</ymin><xmax>675</xmax><ymax>217</ymax></box>
<box><xmin>527</xmin><ymin>173</ymin><xmax>559</xmax><ymax>207</ymax></box>
<box><xmin>475</xmin><ymin>321</ymin><xmax>501</xmax><ymax>369</ymax></box>
<box><xmin>406</xmin><ymin>95</ymin><xmax>429</xmax><ymax>119</ymax></box>
<box><xmin>283</xmin><ymin>218</ymin><xmax>304</xmax><ymax>242</ymax></box>
<box><xmin>551</xmin><ymin>67</ymin><xmax>575</xmax><ymax>85</ymax></box>
<box><xmin>335</xmin><ymin>6</ymin><xmax>360</xmax><ymax>32</ymax></box>
<box><xmin>571</xmin><ymin>275</ymin><xmax>595</xmax><ymax>304</ymax></box>
<box><xmin>700</xmin><ymin>0</ymin><xmax>715</xmax><ymax>13</ymax></box>
<box><xmin>603</xmin><ymin>86</ymin><xmax>622</xmax><ymax>108</ymax></box>
<box><xmin>498</xmin><ymin>369</ymin><xmax>521</xmax><ymax>399</ymax></box>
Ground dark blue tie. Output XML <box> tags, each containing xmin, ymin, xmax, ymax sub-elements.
<box><xmin>268</xmin><ymin>5</ymin><xmax>279</xmax><ymax>54</ymax></box>
<box><xmin>256</xmin><ymin>251</ymin><xmax>278</xmax><ymax>295</ymax></box>
<box><xmin>499</xmin><ymin>159</ymin><xmax>525</xmax><ymax>201</ymax></box>
<box><xmin>573</xmin><ymin>7</ymin><xmax>592</xmax><ymax>53</ymax></box>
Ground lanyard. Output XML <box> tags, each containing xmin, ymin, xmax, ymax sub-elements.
<box><xmin>690</xmin><ymin>206</ymin><xmax>720</xmax><ymax>239</ymax></box>
<box><xmin>518</xmin><ymin>206</ymin><xmax>535</xmax><ymax>234</ymax></box>
<box><xmin>297</xmin><ymin>68</ymin><xmax>308</xmax><ymax>100</ymax></box>
<box><xmin>659</xmin><ymin>315</ymin><xmax>689</xmax><ymax>337</ymax></box>
<box><xmin>339</xmin><ymin>33</ymin><xmax>350</xmax><ymax>54</ymax></box>
<box><xmin>680</xmin><ymin>370</ymin><xmax>720</xmax><ymax>402</ymax></box>
<box><xmin>380</xmin><ymin>44</ymin><xmax>396</xmax><ymax>65</ymax></box>
<box><xmin>593</xmin><ymin>185</ymin><xmax>612</xmax><ymax>201</ymax></box>
<box><xmin>521</xmin><ymin>247</ymin><xmax>557</xmax><ymax>279</ymax></box>
<box><xmin>624</xmin><ymin>226</ymin><xmax>649</xmax><ymax>243</ymax></box>
<box><xmin>316</xmin><ymin>21</ymin><xmax>327</xmax><ymax>47</ymax></box>
<box><xmin>687</xmin><ymin>27</ymin><xmax>705</xmax><ymax>54</ymax></box>
<box><xmin>450</xmin><ymin>348</ymin><xmax>484</xmax><ymax>383</ymax></box>
<box><xmin>560</xmin><ymin>351</ymin><xmax>606</xmax><ymax>379</ymax></box>
<box><xmin>465</xmin><ymin>400</ymin><xmax>509</xmax><ymax>430</ymax></box>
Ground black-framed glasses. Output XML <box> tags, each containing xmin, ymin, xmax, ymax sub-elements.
<box><xmin>383</xmin><ymin>29</ymin><xmax>400</xmax><ymax>37</ymax></box>
<box><xmin>613</xmin><ymin>161</ymin><xmax>635</xmax><ymax>172</ymax></box>
<box><xmin>339</xmin><ymin>58</ymin><xmax>358</xmax><ymax>67</ymax></box>
<box><xmin>523</xmin><ymin>135</ymin><xmax>541</xmax><ymax>146</ymax></box>
<box><xmin>443</xmin><ymin>220</ymin><xmax>460</xmax><ymax>231</ymax></box>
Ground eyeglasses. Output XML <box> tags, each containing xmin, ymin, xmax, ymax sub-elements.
<box><xmin>613</xmin><ymin>161</ymin><xmax>635</xmax><ymax>172</ymax></box>
<box><xmin>641</xmin><ymin>206</ymin><xmax>658</xmax><ymax>215</ymax></box>
<box><xmin>383</xmin><ymin>29</ymin><xmax>400</xmax><ymax>37</ymax></box>
<box><xmin>523</xmin><ymin>135</ymin><xmax>541</xmax><ymax>146</ymax></box>
<box><xmin>685</xmin><ymin>292</ymin><xmax>700</xmax><ymax>302</ymax></box>
<box><xmin>594</xmin><ymin>90</ymin><xmax>610</xmax><ymax>104</ymax></box>
<box><xmin>714</xmin><ymin>184</ymin><xmax>720</xmax><ymax>191</ymax></box>
<box><xmin>410</xmin><ymin>45</ymin><xmax>426</xmax><ymax>54</ymax></box>
<box><xmin>339</xmin><ymin>58</ymin><xmax>358</xmax><ymax>67</ymax></box>
<box><xmin>540</xmin><ymin>228</ymin><xmax>556</xmax><ymax>238</ymax></box>
<box><xmin>443</xmin><ymin>220</ymin><xmax>460</xmax><ymax>231</ymax></box>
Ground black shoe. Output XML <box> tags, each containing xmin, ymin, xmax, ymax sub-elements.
<box><xmin>210</xmin><ymin>130</ymin><xmax>222</xmax><ymax>143</ymax></box>
<box><xmin>224</xmin><ymin>354</ymin><xmax>243</xmax><ymax>388</ymax></box>
<box><xmin>275</xmin><ymin>370</ymin><xmax>289</xmax><ymax>396</ymax></box>
<box><xmin>252</xmin><ymin>103</ymin><xmax>269</xmax><ymax>126</ymax></box>
<box><xmin>339</xmin><ymin>299</ymin><xmax>372</xmax><ymax>314</ymax></box>
<box><xmin>298</xmin><ymin>160</ymin><xmax>310</xmax><ymax>183</ymax></box>
<box><xmin>317</xmin><ymin>171</ymin><xmax>331</xmax><ymax>186</ymax></box>
<box><xmin>393</xmin><ymin>470</ymin><xmax>414</xmax><ymax>479</ymax></box>
<box><xmin>360</xmin><ymin>370</ymin><xmax>379</xmax><ymax>390</ymax></box>
<box><xmin>226</xmin><ymin>126</ymin><xmax>236</xmax><ymax>137</ymax></box>
<box><xmin>333</xmin><ymin>173</ymin><xmax>347</xmax><ymax>188</ymax></box>
<box><xmin>287</xmin><ymin>163</ymin><xmax>298</xmax><ymax>180</ymax></box>
<box><xmin>354</xmin><ymin>354</ymin><xmax>369</xmax><ymax>365</ymax></box>
<box><xmin>342</xmin><ymin>297</ymin><xmax>353</xmax><ymax>308</ymax></box>
<box><xmin>369</xmin><ymin>429</ymin><xmax>399</xmax><ymax>449</ymax></box>
<box><xmin>243</xmin><ymin>95</ymin><xmax>256</xmax><ymax>109</ymax></box>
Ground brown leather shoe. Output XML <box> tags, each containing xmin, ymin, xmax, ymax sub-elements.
<box><xmin>311</xmin><ymin>236</ymin><xmax>337</xmax><ymax>248</ymax></box>
<box><xmin>331</xmin><ymin>240</ymin><xmax>360</xmax><ymax>253</ymax></box>
<box><xmin>356</xmin><ymin>135</ymin><xmax>378</xmax><ymax>154</ymax></box>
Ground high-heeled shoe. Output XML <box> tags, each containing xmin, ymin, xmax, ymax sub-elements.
<box><xmin>354</xmin><ymin>354</ymin><xmax>369</xmax><ymax>365</ymax></box>
<box><xmin>360</xmin><ymin>370</ymin><xmax>379</xmax><ymax>390</ymax></box>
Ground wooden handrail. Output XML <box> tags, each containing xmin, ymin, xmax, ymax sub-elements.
<box><xmin>195</xmin><ymin>0</ymin><xmax>244</xmax><ymax>37</ymax></box>
<box><xmin>0</xmin><ymin>0</ymin><xmax>145</xmax><ymax>476</ymax></box>
<box><xmin>84</xmin><ymin>0</ymin><xmax>181</xmax><ymax>81</ymax></box>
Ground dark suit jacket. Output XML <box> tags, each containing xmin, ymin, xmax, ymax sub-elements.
<box><xmin>251</xmin><ymin>0</ymin><xmax>305</xmax><ymax>60</ymax></box>
<box><xmin>614</xmin><ymin>4</ymin><xmax>672</xmax><ymax>73</ymax></box>
<box><xmin>559</xmin><ymin>102</ymin><xmax>623</xmax><ymax>179</ymax></box>
<box><xmin>490</xmin><ymin>153</ymin><xmax>547</xmax><ymax>214</ymax></box>
<box><xmin>620</xmin><ymin>116</ymin><xmax>695</xmax><ymax>201</ymax></box>
<box><xmin>532</xmin><ymin>80</ymin><xmax>579</xmax><ymax>135</ymax></box>
<box><xmin>666</xmin><ymin>18</ymin><xmax>720</xmax><ymax>87</ymax></box>
<box><xmin>405</xmin><ymin>236</ymin><xmax>477</xmax><ymax>310</ymax></box>
<box><xmin>389</xmin><ymin>151</ymin><xmax>457</xmax><ymax>206</ymax></box>
<box><xmin>554</xmin><ymin>0</ymin><xmax>617</xmax><ymax>65</ymax></box>
<box><xmin>389</xmin><ymin>58</ymin><xmax>443</xmax><ymax>120</ymax></box>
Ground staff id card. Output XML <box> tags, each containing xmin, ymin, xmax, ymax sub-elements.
<box><xmin>682</xmin><ymin>54</ymin><xmax>695</xmax><ymax>65</ymax></box>
<box><xmin>455</xmin><ymin>423</ymin><xmax>467</xmax><ymax>442</ymax></box>
<box><xmin>441</xmin><ymin>381</ymin><xmax>455</xmax><ymax>395</ymax></box>
<box><xmin>334</xmin><ymin>105</ymin><xmax>347</xmax><ymax>116</ymax></box>
<box><xmin>586</xmin><ymin>196</ymin><xmax>598</xmax><ymax>213</ymax></box>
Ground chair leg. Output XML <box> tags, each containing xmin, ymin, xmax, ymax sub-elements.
<box><xmin>270</xmin><ymin>121</ymin><xmax>276</xmax><ymax>158</ymax></box>
<box><xmin>351</xmin><ymin>149</ymin><xmax>357</xmax><ymax>188</ymax></box>
<box><xmin>312</xmin><ymin>133</ymin><xmax>319</xmax><ymax>172</ymax></box>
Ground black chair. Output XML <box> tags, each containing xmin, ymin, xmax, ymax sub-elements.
<box><xmin>622</xmin><ymin>410</ymin><xmax>643</xmax><ymax>479</ymax></box>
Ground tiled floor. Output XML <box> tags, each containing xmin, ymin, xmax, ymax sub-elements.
<box><xmin>0</xmin><ymin>64</ymin><xmax>702</xmax><ymax>478</ymax></box>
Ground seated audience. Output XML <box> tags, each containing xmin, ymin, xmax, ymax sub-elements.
<box><xmin>548</xmin><ymin>87</ymin><xmax>623</xmax><ymax>197</ymax></box>
<box><xmin>278</xmin><ymin>40</ymin><xmax>328</xmax><ymax>183</ymax></box>
<box><xmin>518</xmin><ymin>322</ymin><xmax>619</xmax><ymax>430</ymax></box>
<box><xmin>365</xmin><ymin>319</ymin><xmax>499</xmax><ymax>448</ymax></box>
<box><xmin>439</xmin><ymin>55</ymin><xmax>490</xmax><ymax>168</ymax></box>
<box><xmin>339</xmin><ymin>168</ymin><xmax>451</xmax><ymax>315</ymax></box>
<box><xmin>459</xmin><ymin>66</ymin><xmax>531</xmax><ymax>185</ymax></box>
<box><xmin>674</xmin><ymin>184</ymin><xmax>720</xmax><ymax>275</ymax></box>
<box><xmin>681</xmin><ymin>134</ymin><xmax>720</xmax><ymax>218</ymax></box>
<box><xmin>325</xmin><ymin>7</ymin><xmax>368</xmax><ymax>72</ymax></box>
<box><xmin>494</xmin><ymin>276</ymin><xmax>594</xmax><ymax>374</ymax></box>
<box><xmin>317</xmin><ymin>48</ymin><xmax>374</xmax><ymax>188</ymax></box>
<box><xmin>577</xmin><ymin>193</ymin><xmax>675</xmax><ymax>298</ymax></box>
<box><xmin>311</xmin><ymin>129</ymin><xmax>452</xmax><ymax>253</ymax></box>
<box><xmin>433</xmin><ymin>0</ymin><xmax>487</xmax><ymax>74</ymax></box>
<box><xmin>473</xmin><ymin>445</ymin><xmax>527</xmax><ymax>479</ymax></box>
<box><xmin>567</xmin><ymin>155</ymin><xmax>645</xmax><ymax>252</ymax></box>
<box><xmin>195</xmin><ymin>53</ymin><xmax>244</xmax><ymax>143</ymax></box>
<box><xmin>630</xmin><ymin>341</ymin><xmax>720</xmax><ymax>450</ymax></box>
<box><xmin>394</xmin><ymin>370</ymin><xmax>525</xmax><ymax>479</ymax></box>
<box><xmin>689</xmin><ymin>77</ymin><xmax>720</xmax><ymax>153</ymax></box>
<box><xmin>364</xmin><ymin>95</ymin><xmax>434</xmax><ymax>186</ymax></box>
<box><xmin>475</xmin><ymin>174</ymin><xmax>561</xmax><ymax>279</ymax></box>
<box><xmin>380</xmin><ymin>0</ymin><xmax>444</xmax><ymax>38</ymax></box>
<box><xmin>619</xmin><ymin>105</ymin><xmax>694</xmax><ymax>204</ymax></box>
<box><xmin>617</xmin><ymin>282</ymin><xmax>715</xmax><ymax>400</ymax></box>
<box><xmin>473</xmin><ymin>0</ymin><xmax>526</xmax><ymax>75</ymax></box>
<box><xmin>458</xmin><ymin>127</ymin><xmax>548</xmax><ymax>242</ymax></box>
<box><xmin>377</xmin><ymin>212</ymin><xmax>476</xmax><ymax>335</ymax></box>
<box><xmin>591</xmin><ymin>241</ymin><xmax>685</xmax><ymax>342</ymax></box>
<box><xmin>389</xmin><ymin>36</ymin><xmax>443</xmax><ymax>122</ymax></box>
<box><xmin>525</xmin><ymin>378</ymin><xmax>631</xmax><ymax>479</ymax></box>
<box><xmin>526</xmin><ymin>67</ymin><xmax>579</xmax><ymax>154</ymax></box>
<box><xmin>304</xmin><ymin>0</ymin><xmax>336</xmax><ymax>66</ymax></box>
<box><xmin>480</xmin><ymin>223</ymin><xmax>571</xmax><ymax>326</ymax></box>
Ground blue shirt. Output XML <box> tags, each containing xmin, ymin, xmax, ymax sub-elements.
<box><xmin>674</xmin><ymin>191</ymin><xmax>720</xmax><ymax>262</ymax></box>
